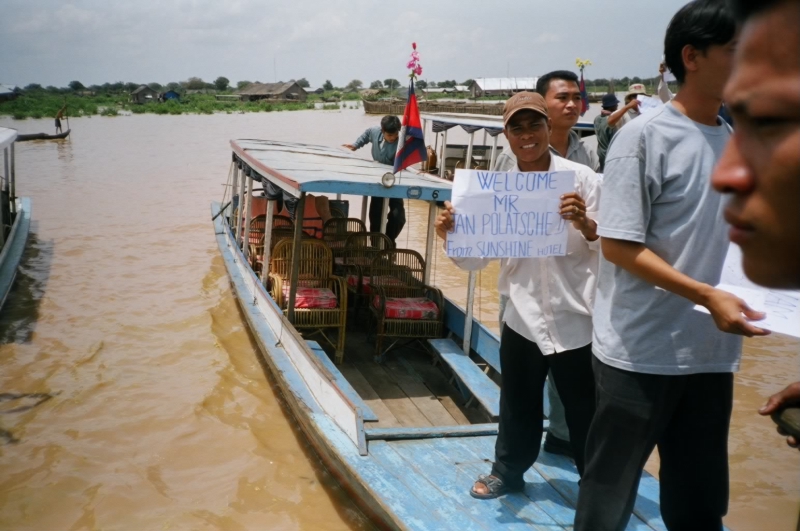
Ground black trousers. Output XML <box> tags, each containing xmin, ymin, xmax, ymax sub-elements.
<box><xmin>368</xmin><ymin>197</ymin><xmax>406</xmax><ymax>243</ymax></box>
<box><xmin>491</xmin><ymin>325</ymin><xmax>596</xmax><ymax>489</ymax></box>
<box><xmin>574</xmin><ymin>356</ymin><xmax>733</xmax><ymax>531</ymax></box>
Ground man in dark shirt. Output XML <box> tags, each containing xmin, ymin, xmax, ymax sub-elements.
<box><xmin>593</xmin><ymin>94</ymin><xmax>619</xmax><ymax>171</ymax></box>
<box><xmin>344</xmin><ymin>115</ymin><xmax>405</xmax><ymax>242</ymax></box>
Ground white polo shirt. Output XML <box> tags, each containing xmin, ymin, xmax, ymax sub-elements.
<box><xmin>448</xmin><ymin>155</ymin><xmax>601</xmax><ymax>354</ymax></box>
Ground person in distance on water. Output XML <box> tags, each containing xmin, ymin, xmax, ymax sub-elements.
<box><xmin>574</xmin><ymin>2</ymin><xmax>768</xmax><ymax>529</ymax></box>
<box><xmin>343</xmin><ymin>115</ymin><xmax>405</xmax><ymax>243</ymax></box>
<box><xmin>710</xmin><ymin>0</ymin><xmax>800</xmax><ymax>455</ymax></box>
<box><xmin>435</xmin><ymin>91</ymin><xmax>601</xmax><ymax>500</ymax></box>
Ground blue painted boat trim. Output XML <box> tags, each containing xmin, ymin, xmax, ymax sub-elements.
<box><xmin>428</xmin><ymin>338</ymin><xmax>500</xmax><ymax>417</ymax></box>
<box><xmin>0</xmin><ymin>198</ymin><xmax>31</xmax><ymax>312</ymax></box>
<box><xmin>366</xmin><ymin>423</ymin><xmax>499</xmax><ymax>441</ymax></box>
<box><xmin>442</xmin><ymin>298</ymin><xmax>501</xmax><ymax>373</ymax></box>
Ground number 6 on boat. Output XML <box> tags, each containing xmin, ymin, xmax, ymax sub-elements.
<box><xmin>447</xmin><ymin>169</ymin><xmax>575</xmax><ymax>259</ymax></box>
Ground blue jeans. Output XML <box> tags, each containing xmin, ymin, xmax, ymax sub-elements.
<box><xmin>499</xmin><ymin>294</ymin><xmax>570</xmax><ymax>442</ymax></box>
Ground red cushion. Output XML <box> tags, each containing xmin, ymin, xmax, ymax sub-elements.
<box><xmin>282</xmin><ymin>286</ymin><xmax>338</xmax><ymax>309</ymax></box>
<box><xmin>374</xmin><ymin>297</ymin><xmax>439</xmax><ymax>320</ymax></box>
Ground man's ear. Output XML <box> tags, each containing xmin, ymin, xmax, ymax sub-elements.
<box><xmin>682</xmin><ymin>44</ymin><xmax>700</xmax><ymax>76</ymax></box>
<box><xmin>547</xmin><ymin>117</ymin><xmax>553</xmax><ymax>134</ymax></box>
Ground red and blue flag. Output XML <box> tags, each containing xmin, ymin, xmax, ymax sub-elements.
<box><xmin>579</xmin><ymin>70</ymin><xmax>589</xmax><ymax>116</ymax></box>
<box><xmin>393</xmin><ymin>79</ymin><xmax>428</xmax><ymax>174</ymax></box>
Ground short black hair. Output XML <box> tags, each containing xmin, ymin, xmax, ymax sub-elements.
<box><xmin>380</xmin><ymin>115</ymin><xmax>401</xmax><ymax>134</ymax></box>
<box><xmin>664</xmin><ymin>0</ymin><xmax>737</xmax><ymax>84</ymax></box>
<box><xmin>728</xmin><ymin>0</ymin><xmax>795</xmax><ymax>20</ymax></box>
<box><xmin>536</xmin><ymin>71</ymin><xmax>579</xmax><ymax>97</ymax></box>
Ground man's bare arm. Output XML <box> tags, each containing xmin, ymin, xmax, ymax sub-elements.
<box><xmin>601</xmin><ymin>237</ymin><xmax>769</xmax><ymax>337</ymax></box>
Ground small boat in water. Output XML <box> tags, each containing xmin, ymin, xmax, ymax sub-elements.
<box><xmin>210</xmin><ymin>139</ymin><xmax>681</xmax><ymax>530</ymax></box>
<box><xmin>0</xmin><ymin>128</ymin><xmax>32</xmax><ymax>311</ymax></box>
<box><xmin>16</xmin><ymin>129</ymin><xmax>70</xmax><ymax>142</ymax></box>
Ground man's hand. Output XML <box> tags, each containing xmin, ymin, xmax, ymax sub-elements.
<box><xmin>627</xmin><ymin>98</ymin><xmax>641</xmax><ymax>111</ymax></box>
<box><xmin>435</xmin><ymin>201</ymin><xmax>455</xmax><ymax>241</ymax></box>
<box><xmin>659</xmin><ymin>62</ymin><xmax>667</xmax><ymax>76</ymax></box>
<box><xmin>701</xmin><ymin>287</ymin><xmax>770</xmax><ymax>337</ymax></box>
<box><xmin>759</xmin><ymin>382</ymin><xmax>800</xmax><ymax>450</ymax></box>
<box><xmin>342</xmin><ymin>144</ymin><xmax>356</xmax><ymax>151</ymax></box>
<box><xmin>560</xmin><ymin>192</ymin><xmax>597</xmax><ymax>241</ymax></box>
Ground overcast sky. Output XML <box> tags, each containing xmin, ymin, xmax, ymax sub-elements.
<box><xmin>1</xmin><ymin>0</ymin><xmax>690</xmax><ymax>88</ymax></box>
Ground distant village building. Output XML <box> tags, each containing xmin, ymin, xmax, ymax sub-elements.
<box><xmin>161</xmin><ymin>90</ymin><xmax>180</xmax><ymax>101</ymax></box>
<box><xmin>0</xmin><ymin>84</ymin><xmax>20</xmax><ymax>102</ymax></box>
<box><xmin>422</xmin><ymin>85</ymin><xmax>469</xmax><ymax>96</ymax></box>
<box><xmin>236</xmin><ymin>82</ymin><xmax>307</xmax><ymax>102</ymax></box>
<box><xmin>185</xmin><ymin>89</ymin><xmax>217</xmax><ymax>95</ymax></box>
<box><xmin>130</xmin><ymin>85</ymin><xmax>159</xmax><ymax>104</ymax></box>
<box><xmin>470</xmin><ymin>78</ymin><xmax>539</xmax><ymax>98</ymax></box>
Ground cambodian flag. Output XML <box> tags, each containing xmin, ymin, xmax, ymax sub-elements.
<box><xmin>579</xmin><ymin>70</ymin><xmax>589</xmax><ymax>116</ymax></box>
<box><xmin>393</xmin><ymin>79</ymin><xmax>428</xmax><ymax>174</ymax></box>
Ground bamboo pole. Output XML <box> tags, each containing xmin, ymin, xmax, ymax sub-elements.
<box><xmin>261</xmin><ymin>199</ymin><xmax>274</xmax><ymax>285</ymax></box>
<box><xmin>489</xmin><ymin>134</ymin><xmax>499</xmax><ymax>171</ymax></box>
<box><xmin>242</xmin><ymin>171</ymin><xmax>254</xmax><ymax>259</ymax></box>
<box><xmin>463</xmin><ymin>271</ymin><xmax>478</xmax><ymax>355</ymax></box>
<box><xmin>379</xmin><ymin>197</ymin><xmax>389</xmax><ymax>236</ymax></box>
<box><xmin>423</xmin><ymin>201</ymin><xmax>437</xmax><ymax>284</ymax></box>
<box><xmin>438</xmin><ymin>129</ymin><xmax>448</xmax><ymax>180</ymax></box>
<box><xmin>9</xmin><ymin>144</ymin><xmax>15</xmax><ymax>215</ymax></box>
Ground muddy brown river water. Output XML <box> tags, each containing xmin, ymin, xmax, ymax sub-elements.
<box><xmin>0</xmin><ymin>110</ymin><xmax>797</xmax><ymax>531</ymax></box>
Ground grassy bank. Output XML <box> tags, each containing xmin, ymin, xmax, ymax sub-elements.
<box><xmin>0</xmin><ymin>92</ymin><xmax>319</xmax><ymax>119</ymax></box>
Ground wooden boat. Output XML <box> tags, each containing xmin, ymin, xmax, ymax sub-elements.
<box><xmin>16</xmin><ymin>129</ymin><xmax>70</xmax><ymax>142</ymax></box>
<box><xmin>210</xmin><ymin>140</ymin><xmax>677</xmax><ymax>530</ymax></box>
<box><xmin>365</xmin><ymin>98</ymin><xmax>505</xmax><ymax>116</ymax></box>
<box><xmin>0</xmin><ymin>128</ymin><xmax>32</xmax><ymax>311</ymax></box>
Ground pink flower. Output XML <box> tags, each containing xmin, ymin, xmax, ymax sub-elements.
<box><xmin>414</xmin><ymin>65</ymin><xmax>423</xmax><ymax>76</ymax></box>
<box><xmin>411</xmin><ymin>51</ymin><xmax>419</xmax><ymax>61</ymax></box>
<box><xmin>407</xmin><ymin>60</ymin><xmax>417</xmax><ymax>69</ymax></box>
<box><xmin>412</xmin><ymin>42</ymin><xmax>416</xmax><ymax>50</ymax></box>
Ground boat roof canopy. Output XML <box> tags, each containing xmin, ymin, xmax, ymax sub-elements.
<box><xmin>232</xmin><ymin>140</ymin><xmax>452</xmax><ymax>202</ymax></box>
<box><xmin>0</xmin><ymin>128</ymin><xmax>17</xmax><ymax>151</ymax></box>
<box><xmin>421</xmin><ymin>112</ymin><xmax>595</xmax><ymax>136</ymax></box>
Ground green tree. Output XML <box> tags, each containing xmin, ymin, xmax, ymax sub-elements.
<box><xmin>148</xmin><ymin>82</ymin><xmax>163</xmax><ymax>91</ymax></box>
<box><xmin>68</xmin><ymin>80</ymin><xmax>85</xmax><ymax>91</ymax></box>
<box><xmin>24</xmin><ymin>83</ymin><xmax>43</xmax><ymax>91</ymax></box>
<box><xmin>166</xmin><ymin>82</ymin><xmax>181</xmax><ymax>92</ymax></box>
<box><xmin>183</xmin><ymin>77</ymin><xmax>207</xmax><ymax>90</ymax></box>
<box><xmin>383</xmin><ymin>78</ymin><xmax>400</xmax><ymax>90</ymax></box>
<box><xmin>428</xmin><ymin>81</ymin><xmax>437</xmax><ymax>88</ymax></box>
<box><xmin>214</xmin><ymin>76</ymin><xmax>230</xmax><ymax>91</ymax></box>
<box><xmin>296</xmin><ymin>78</ymin><xmax>310</xmax><ymax>88</ymax></box>
<box><xmin>415</xmin><ymin>79</ymin><xmax>427</xmax><ymax>89</ymax></box>
<box><xmin>322</xmin><ymin>79</ymin><xmax>334</xmax><ymax>91</ymax></box>
<box><xmin>125</xmin><ymin>82</ymin><xmax>139</xmax><ymax>92</ymax></box>
<box><xmin>345</xmin><ymin>79</ymin><xmax>363</xmax><ymax>91</ymax></box>
<box><xmin>461</xmin><ymin>79</ymin><xmax>475</xmax><ymax>88</ymax></box>
<box><xmin>370</xmin><ymin>80</ymin><xmax>384</xmax><ymax>89</ymax></box>
<box><xmin>236</xmin><ymin>80</ymin><xmax>252</xmax><ymax>90</ymax></box>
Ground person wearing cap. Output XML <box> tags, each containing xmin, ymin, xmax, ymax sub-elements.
<box><xmin>435</xmin><ymin>91</ymin><xmax>601</xmax><ymax>499</ymax></box>
<box><xmin>607</xmin><ymin>83</ymin><xmax>647</xmax><ymax>129</ymax></box>
<box><xmin>593</xmin><ymin>93</ymin><xmax>621</xmax><ymax>171</ymax></box>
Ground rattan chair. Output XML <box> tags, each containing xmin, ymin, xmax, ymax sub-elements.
<box><xmin>268</xmin><ymin>239</ymin><xmax>347</xmax><ymax>363</ymax></box>
<box><xmin>368</xmin><ymin>249</ymin><xmax>444</xmax><ymax>360</ymax></box>
<box><xmin>247</xmin><ymin>215</ymin><xmax>267</xmax><ymax>269</ymax></box>
<box><xmin>273</xmin><ymin>215</ymin><xmax>294</xmax><ymax>229</ymax></box>
<box><xmin>340</xmin><ymin>233</ymin><xmax>395</xmax><ymax>312</ymax></box>
<box><xmin>322</xmin><ymin>218</ymin><xmax>367</xmax><ymax>262</ymax></box>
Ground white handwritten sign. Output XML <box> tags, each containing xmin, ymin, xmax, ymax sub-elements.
<box><xmin>446</xmin><ymin>169</ymin><xmax>575</xmax><ymax>258</ymax></box>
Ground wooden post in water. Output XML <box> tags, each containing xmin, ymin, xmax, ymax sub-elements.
<box><xmin>260</xmin><ymin>198</ymin><xmax>274</xmax><ymax>285</ymax></box>
<box><xmin>287</xmin><ymin>192</ymin><xmax>306</xmax><ymax>324</ymax></box>
<box><xmin>462</xmin><ymin>271</ymin><xmax>478</xmax><ymax>355</ymax></box>
<box><xmin>242</xmin><ymin>171</ymin><xmax>254</xmax><ymax>260</ymax></box>
<box><xmin>438</xmin><ymin>129</ymin><xmax>448</xmax><ymax>180</ymax></box>
<box><xmin>9</xmin><ymin>144</ymin><xmax>15</xmax><ymax>215</ymax></box>
<box><xmin>423</xmin><ymin>201</ymin><xmax>436</xmax><ymax>284</ymax></box>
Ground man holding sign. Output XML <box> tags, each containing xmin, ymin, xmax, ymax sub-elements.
<box><xmin>435</xmin><ymin>91</ymin><xmax>602</xmax><ymax>499</ymax></box>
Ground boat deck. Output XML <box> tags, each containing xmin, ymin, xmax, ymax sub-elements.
<box><xmin>335</xmin><ymin>329</ymin><xmax>490</xmax><ymax>429</ymax></box>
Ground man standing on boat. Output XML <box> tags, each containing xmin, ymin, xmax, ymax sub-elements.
<box><xmin>710</xmin><ymin>0</ymin><xmax>800</xmax><ymax>457</ymax></box>
<box><xmin>436</xmin><ymin>91</ymin><xmax>602</xmax><ymax>499</ymax></box>
<box><xmin>55</xmin><ymin>103</ymin><xmax>67</xmax><ymax>134</ymax></box>
<box><xmin>343</xmin><ymin>115</ymin><xmax>406</xmax><ymax>242</ymax></box>
<box><xmin>494</xmin><ymin>69</ymin><xmax>600</xmax><ymax>461</ymax></box>
<box><xmin>574</xmin><ymin>2</ymin><xmax>769</xmax><ymax>529</ymax></box>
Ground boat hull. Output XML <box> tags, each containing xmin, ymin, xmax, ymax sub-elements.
<box><xmin>16</xmin><ymin>130</ymin><xmax>70</xmax><ymax>142</ymax></box>
<box><xmin>0</xmin><ymin>198</ymin><xmax>32</xmax><ymax>312</ymax></box>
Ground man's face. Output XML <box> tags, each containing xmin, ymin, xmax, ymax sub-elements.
<box><xmin>711</xmin><ymin>2</ymin><xmax>800</xmax><ymax>288</ymax></box>
<box><xmin>382</xmin><ymin>129</ymin><xmax>399</xmax><ymax>143</ymax></box>
<box><xmin>543</xmin><ymin>79</ymin><xmax>581</xmax><ymax>131</ymax></box>
<box><xmin>504</xmin><ymin>110</ymin><xmax>551</xmax><ymax>165</ymax></box>
<box><xmin>694</xmin><ymin>38</ymin><xmax>738</xmax><ymax>100</ymax></box>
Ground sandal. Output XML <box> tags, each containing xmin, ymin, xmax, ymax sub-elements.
<box><xmin>469</xmin><ymin>474</ymin><xmax>521</xmax><ymax>500</ymax></box>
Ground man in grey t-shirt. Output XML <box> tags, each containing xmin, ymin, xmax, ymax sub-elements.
<box><xmin>574</xmin><ymin>2</ymin><xmax>769</xmax><ymax>530</ymax></box>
